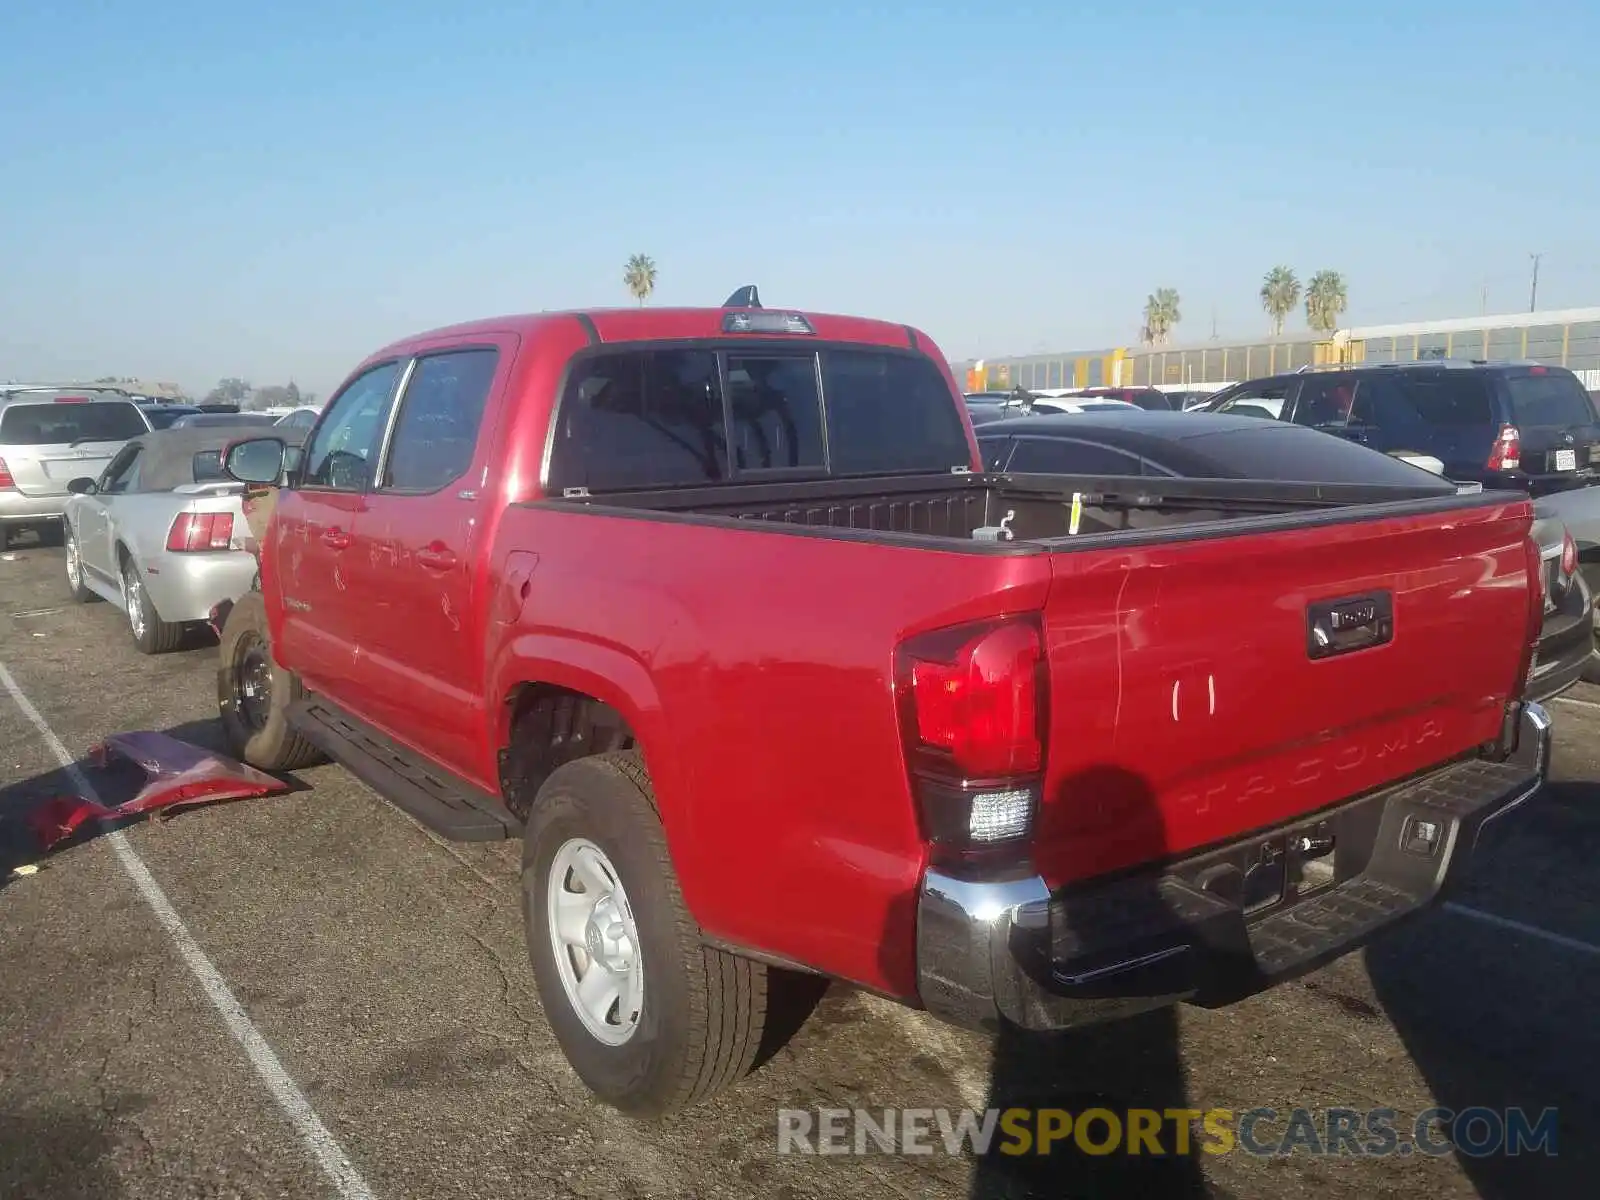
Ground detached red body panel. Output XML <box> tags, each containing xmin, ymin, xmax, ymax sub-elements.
<box><xmin>27</xmin><ymin>732</ymin><xmax>288</xmax><ymax>853</ymax></box>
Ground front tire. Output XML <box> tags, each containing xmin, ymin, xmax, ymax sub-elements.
<box><xmin>216</xmin><ymin>590</ymin><xmax>323</xmax><ymax>770</ymax></box>
<box><xmin>522</xmin><ymin>752</ymin><xmax>770</xmax><ymax>1116</ymax></box>
<box><xmin>121</xmin><ymin>557</ymin><xmax>184</xmax><ymax>654</ymax></box>
<box><xmin>63</xmin><ymin>522</ymin><xmax>94</xmax><ymax>603</ymax></box>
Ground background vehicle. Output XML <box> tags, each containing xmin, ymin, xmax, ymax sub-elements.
<box><xmin>0</xmin><ymin>387</ymin><xmax>152</xmax><ymax>549</ymax></box>
<box><xmin>1066</xmin><ymin>385</ymin><xmax>1174</xmax><ymax>411</ymax></box>
<box><xmin>1202</xmin><ymin>361</ymin><xmax>1600</xmax><ymax>495</ymax></box>
<box><xmin>976</xmin><ymin>410</ymin><xmax>1594</xmax><ymax>701</ymax></box>
<box><xmin>60</xmin><ymin>427</ymin><xmax>284</xmax><ymax>653</ymax></box>
<box><xmin>965</xmin><ymin>389</ymin><xmax>1140</xmax><ymax>425</ymax></box>
<box><xmin>139</xmin><ymin>403</ymin><xmax>204</xmax><ymax>429</ymax></box>
<box><xmin>274</xmin><ymin>407</ymin><xmax>321</xmax><ymax>431</ymax></box>
<box><xmin>215</xmin><ymin>297</ymin><xmax>1549</xmax><ymax>1118</ymax></box>
<box><xmin>170</xmin><ymin>412</ymin><xmax>283</xmax><ymax>430</ymax></box>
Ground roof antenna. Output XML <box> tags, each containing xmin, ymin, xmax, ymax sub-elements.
<box><xmin>723</xmin><ymin>285</ymin><xmax>761</xmax><ymax>309</ymax></box>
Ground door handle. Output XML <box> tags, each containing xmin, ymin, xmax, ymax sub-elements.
<box><xmin>416</xmin><ymin>545</ymin><xmax>458</xmax><ymax>571</ymax></box>
<box><xmin>322</xmin><ymin>527</ymin><xmax>351</xmax><ymax>550</ymax></box>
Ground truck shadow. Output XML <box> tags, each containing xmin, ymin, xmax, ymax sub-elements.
<box><xmin>963</xmin><ymin>764</ymin><xmax>1218</xmax><ymax>1199</ymax></box>
<box><xmin>1364</xmin><ymin>774</ymin><xmax>1600</xmax><ymax>1200</ymax></box>
<box><xmin>0</xmin><ymin>717</ymin><xmax>307</xmax><ymax>887</ymax></box>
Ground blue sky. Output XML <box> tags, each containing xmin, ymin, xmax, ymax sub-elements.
<box><xmin>3</xmin><ymin>0</ymin><xmax>1598</xmax><ymax>395</ymax></box>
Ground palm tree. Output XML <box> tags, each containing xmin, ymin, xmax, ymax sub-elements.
<box><xmin>1305</xmin><ymin>270</ymin><xmax>1349</xmax><ymax>334</ymax></box>
<box><xmin>1141</xmin><ymin>288</ymin><xmax>1181</xmax><ymax>346</ymax></box>
<box><xmin>1259</xmin><ymin>266</ymin><xmax>1301</xmax><ymax>337</ymax></box>
<box><xmin>623</xmin><ymin>254</ymin><xmax>658</xmax><ymax>305</ymax></box>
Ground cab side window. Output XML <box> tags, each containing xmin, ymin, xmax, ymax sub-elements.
<box><xmin>382</xmin><ymin>348</ymin><xmax>499</xmax><ymax>492</ymax></box>
<box><xmin>1293</xmin><ymin>378</ymin><xmax>1359</xmax><ymax>428</ymax></box>
<box><xmin>1007</xmin><ymin>437</ymin><xmax>1144</xmax><ymax>475</ymax></box>
<box><xmin>302</xmin><ymin>362</ymin><xmax>402</xmax><ymax>490</ymax></box>
<box><xmin>976</xmin><ymin>435</ymin><xmax>1013</xmax><ymax>472</ymax></box>
<box><xmin>1213</xmin><ymin>381</ymin><xmax>1292</xmax><ymax>421</ymax></box>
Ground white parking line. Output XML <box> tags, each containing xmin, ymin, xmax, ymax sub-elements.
<box><xmin>0</xmin><ymin>662</ymin><xmax>376</xmax><ymax>1200</ymax></box>
<box><xmin>1444</xmin><ymin>902</ymin><xmax>1600</xmax><ymax>958</ymax></box>
<box><xmin>1553</xmin><ymin>694</ymin><xmax>1600</xmax><ymax>712</ymax></box>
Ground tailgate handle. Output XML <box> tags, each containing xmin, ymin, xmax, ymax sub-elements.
<box><xmin>1307</xmin><ymin>591</ymin><xmax>1393</xmax><ymax>660</ymax></box>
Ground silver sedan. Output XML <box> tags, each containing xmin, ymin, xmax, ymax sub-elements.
<box><xmin>60</xmin><ymin>425</ymin><xmax>299</xmax><ymax>654</ymax></box>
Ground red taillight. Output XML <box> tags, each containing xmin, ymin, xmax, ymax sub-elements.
<box><xmin>1488</xmin><ymin>425</ymin><xmax>1521</xmax><ymax>472</ymax></box>
<box><xmin>0</xmin><ymin>457</ymin><xmax>13</xmax><ymax>490</ymax></box>
<box><xmin>1562</xmin><ymin>530</ymin><xmax>1578</xmax><ymax>579</ymax></box>
<box><xmin>904</xmin><ymin>619</ymin><xmax>1043</xmax><ymax>776</ymax></box>
<box><xmin>53</xmin><ymin>395</ymin><xmax>90</xmax><ymax>404</ymax></box>
<box><xmin>895</xmin><ymin>615</ymin><xmax>1047</xmax><ymax>865</ymax></box>
<box><xmin>166</xmin><ymin>511</ymin><xmax>235</xmax><ymax>552</ymax></box>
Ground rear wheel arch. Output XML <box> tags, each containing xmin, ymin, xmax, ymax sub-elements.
<box><xmin>499</xmin><ymin>683</ymin><xmax>638</xmax><ymax>822</ymax></box>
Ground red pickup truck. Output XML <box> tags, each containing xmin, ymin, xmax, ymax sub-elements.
<box><xmin>214</xmin><ymin>293</ymin><xmax>1552</xmax><ymax>1116</ymax></box>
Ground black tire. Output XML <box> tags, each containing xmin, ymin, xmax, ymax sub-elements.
<box><xmin>216</xmin><ymin>590</ymin><xmax>323</xmax><ymax>770</ymax></box>
<box><xmin>120</xmin><ymin>555</ymin><xmax>185</xmax><ymax>654</ymax></box>
<box><xmin>522</xmin><ymin>751</ymin><xmax>769</xmax><ymax>1116</ymax></box>
<box><xmin>62</xmin><ymin>521</ymin><xmax>95</xmax><ymax>604</ymax></box>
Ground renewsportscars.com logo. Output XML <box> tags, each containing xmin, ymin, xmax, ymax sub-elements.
<box><xmin>776</xmin><ymin>1106</ymin><xmax>1559</xmax><ymax>1159</ymax></box>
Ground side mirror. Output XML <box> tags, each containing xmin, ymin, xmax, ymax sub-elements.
<box><xmin>224</xmin><ymin>437</ymin><xmax>287</xmax><ymax>484</ymax></box>
<box><xmin>66</xmin><ymin>476</ymin><xmax>97</xmax><ymax>495</ymax></box>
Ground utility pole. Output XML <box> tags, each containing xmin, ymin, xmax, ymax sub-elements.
<box><xmin>1529</xmin><ymin>253</ymin><xmax>1543</xmax><ymax>313</ymax></box>
<box><xmin>1210</xmin><ymin>308</ymin><xmax>1218</xmax><ymax>340</ymax></box>
<box><xmin>1481</xmin><ymin>282</ymin><xmax>1488</xmax><ymax>316</ymax></box>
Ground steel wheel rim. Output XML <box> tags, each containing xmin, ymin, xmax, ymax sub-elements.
<box><xmin>65</xmin><ymin>529</ymin><xmax>80</xmax><ymax>589</ymax></box>
<box><xmin>231</xmin><ymin>632</ymin><xmax>274</xmax><ymax>732</ymax></box>
<box><xmin>123</xmin><ymin>569</ymin><xmax>146</xmax><ymax>639</ymax></box>
<box><xmin>546</xmin><ymin>838</ymin><xmax>643</xmax><ymax>1046</ymax></box>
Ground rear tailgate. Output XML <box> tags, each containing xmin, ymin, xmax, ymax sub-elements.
<box><xmin>1033</xmin><ymin>495</ymin><xmax>1536</xmax><ymax>887</ymax></box>
<box><xmin>1501</xmin><ymin>367</ymin><xmax>1600</xmax><ymax>486</ymax></box>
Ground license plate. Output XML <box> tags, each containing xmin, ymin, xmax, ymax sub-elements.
<box><xmin>1554</xmin><ymin>449</ymin><xmax>1577</xmax><ymax>472</ymax></box>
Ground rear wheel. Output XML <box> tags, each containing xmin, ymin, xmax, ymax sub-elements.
<box><xmin>216</xmin><ymin>591</ymin><xmax>323</xmax><ymax>770</ymax></box>
<box><xmin>121</xmin><ymin>557</ymin><xmax>184</xmax><ymax>654</ymax></box>
<box><xmin>521</xmin><ymin>752</ymin><xmax>771</xmax><ymax>1115</ymax></box>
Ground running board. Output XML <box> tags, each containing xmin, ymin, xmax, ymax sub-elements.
<box><xmin>287</xmin><ymin>698</ymin><xmax>520</xmax><ymax>841</ymax></box>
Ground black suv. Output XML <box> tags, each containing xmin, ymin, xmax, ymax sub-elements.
<box><xmin>1201</xmin><ymin>360</ymin><xmax>1600</xmax><ymax>495</ymax></box>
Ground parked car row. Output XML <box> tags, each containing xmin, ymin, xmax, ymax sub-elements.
<box><xmin>1</xmin><ymin>385</ymin><xmax>321</xmax><ymax>550</ymax></box>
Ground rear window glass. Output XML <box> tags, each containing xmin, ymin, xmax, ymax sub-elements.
<box><xmin>550</xmin><ymin>345</ymin><xmax>970</xmax><ymax>491</ymax></box>
<box><xmin>1506</xmin><ymin>372</ymin><xmax>1597</xmax><ymax>427</ymax></box>
<box><xmin>821</xmin><ymin>350</ymin><xmax>970</xmax><ymax>474</ymax></box>
<box><xmin>726</xmin><ymin>354</ymin><xmax>825</xmax><ymax>471</ymax></box>
<box><xmin>0</xmin><ymin>401</ymin><xmax>148</xmax><ymax>445</ymax></box>
<box><xmin>1184</xmin><ymin>424</ymin><xmax>1457</xmax><ymax>488</ymax></box>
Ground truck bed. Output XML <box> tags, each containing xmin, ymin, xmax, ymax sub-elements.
<box><xmin>547</xmin><ymin>469</ymin><xmax>1494</xmax><ymax>549</ymax></box>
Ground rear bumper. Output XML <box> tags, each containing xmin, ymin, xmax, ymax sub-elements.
<box><xmin>142</xmin><ymin>552</ymin><xmax>260</xmax><ymax>623</ymax></box>
<box><xmin>0</xmin><ymin>492</ymin><xmax>67</xmax><ymax>525</ymax></box>
<box><xmin>1530</xmin><ymin>572</ymin><xmax>1596</xmax><ymax>702</ymax></box>
<box><xmin>915</xmin><ymin>701</ymin><xmax>1552</xmax><ymax>1034</ymax></box>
